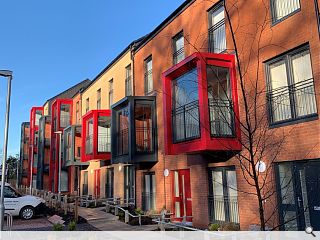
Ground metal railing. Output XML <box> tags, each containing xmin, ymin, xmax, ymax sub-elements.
<box><xmin>208</xmin><ymin>195</ymin><xmax>239</xmax><ymax>224</ymax></box>
<box><xmin>125</xmin><ymin>76</ymin><xmax>132</xmax><ymax>96</ymax></box>
<box><xmin>173</xmin><ymin>47</ymin><xmax>185</xmax><ymax>65</ymax></box>
<box><xmin>209</xmin><ymin>99</ymin><xmax>234</xmax><ymax>137</ymax></box>
<box><xmin>4</xmin><ymin>213</ymin><xmax>13</xmax><ymax>231</ymax></box>
<box><xmin>142</xmin><ymin>192</ymin><xmax>156</xmax><ymax>211</ymax></box>
<box><xmin>172</xmin><ymin>100</ymin><xmax>200</xmax><ymax>143</ymax></box>
<box><xmin>136</xmin><ymin>127</ymin><xmax>153</xmax><ymax>153</ymax></box>
<box><xmin>85</xmin><ymin>134</ymin><xmax>93</xmax><ymax>154</ymax></box>
<box><xmin>208</xmin><ymin>20</ymin><xmax>226</xmax><ymax>53</ymax></box>
<box><xmin>98</xmin><ymin>133</ymin><xmax>111</xmax><ymax>152</ymax></box>
<box><xmin>144</xmin><ymin>70</ymin><xmax>153</xmax><ymax>94</ymax></box>
<box><xmin>117</xmin><ymin>128</ymin><xmax>129</xmax><ymax>156</ymax></box>
<box><xmin>267</xmin><ymin>78</ymin><xmax>317</xmax><ymax>124</ymax></box>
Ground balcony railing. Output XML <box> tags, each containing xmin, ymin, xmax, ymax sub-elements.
<box><xmin>142</xmin><ymin>192</ymin><xmax>156</xmax><ymax>211</ymax></box>
<box><xmin>125</xmin><ymin>76</ymin><xmax>132</xmax><ymax>96</ymax></box>
<box><xmin>136</xmin><ymin>127</ymin><xmax>153</xmax><ymax>153</ymax></box>
<box><xmin>117</xmin><ymin>128</ymin><xmax>129</xmax><ymax>156</ymax></box>
<box><xmin>144</xmin><ymin>70</ymin><xmax>153</xmax><ymax>94</ymax></box>
<box><xmin>208</xmin><ymin>195</ymin><xmax>239</xmax><ymax>224</ymax></box>
<box><xmin>173</xmin><ymin>47</ymin><xmax>185</xmax><ymax>65</ymax></box>
<box><xmin>172</xmin><ymin>100</ymin><xmax>200</xmax><ymax>143</ymax></box>
<box><xmin>267</xmin><ymin>78</ymin><xmax>317</xmax><ymax>124</ymax></box>
<box><xmin>208</xmin><ymin>20</ymin><xmax>226</xmax><ymax>53</ymax></box>
<box><xmin>85</xmin><ymin>134</ymin><xmax>93</xmax><ymax>154</ymax></box>
<box><xmin>98</xmin><ymin>133</ymin><xmax>111</xmax><ymax>153</ymax></box>
<box><xmin>82</xmin><ymin>184</ymin><xmax>88</xmax><ymax>196</ymax></box>
<box><xmin>60</xmin><ymin>115</ymin><xmax>71</xmax><ymax>128</ymax></box>
<box><xmin>209</xmin><ymin>99</ymin><xmax>234</xmax><ymax>137</ymax></box>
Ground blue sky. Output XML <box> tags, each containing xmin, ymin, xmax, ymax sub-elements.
<box><xmin>0</xmin><ymin>0</ymin><xmax>184</xmax><ymax>156</ymax></box>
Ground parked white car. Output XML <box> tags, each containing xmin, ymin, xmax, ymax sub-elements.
<box><xmin>2</xmin><ymin>183</ymin><xmax>46</xmax><ymax>220</ymax></box>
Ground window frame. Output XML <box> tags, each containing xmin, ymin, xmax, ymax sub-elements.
<box><xmin>172</xmin><ymin>30</ymin><xmax>185</xmax><ymax>65</ymax></box>
<box><xmin>109</xmin><ymin>79</ymin><xmax>114</xmax><ymax>108</ymax></box>
<box><xmin>265</xmin><ymin>45</ymin><xmax>318</xmax><ymax>127</ymax></box>
<box><xmin>207</xmin><ymin>1</ymin><xmax>226</xmax><ymax>53</ymax></box>
<box><xmin>144</xmin><ymin>55</ymin><xmax>153</xmax><ymax>95</ymax></box>
<box><xmin>125</xmin><ymin>64</ymin><xmax>132</xmax><ymax>96</ymax></box>
<box><xmin>97</xmin><ymin>88</ymin><xmax>101</xmax><ymax>110</ymax></box>
<box><xmin>270</xmin><ymin>0</ymin><xmax>301</xmax><ymax>25</ymax></box>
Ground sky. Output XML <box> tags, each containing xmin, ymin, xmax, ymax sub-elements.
<box><xmin>0</xmin><ymin>0</ymin><xmax>185</xmax><ymax>156</ymax></box>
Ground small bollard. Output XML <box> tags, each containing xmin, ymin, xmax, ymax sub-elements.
<box><xmin>63</xmin><ymin>195</ymin><xmax>68</xmax><ymax>215</ymax></box>
<box><xmin>124</xmin><ymin>210</ymin><xmax>129</xmax><ymax>224</ymax></box>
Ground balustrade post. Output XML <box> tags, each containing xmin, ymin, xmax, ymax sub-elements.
<box><xmin>124</xmin><ymin>210</ymin><xmax>129</xmax><ymax>224</ymax></box>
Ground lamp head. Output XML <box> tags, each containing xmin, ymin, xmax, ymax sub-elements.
<box><xmin>0</xmin><ymin>70</ymin><xmax>13</xmax><ymax>77</ymax></box>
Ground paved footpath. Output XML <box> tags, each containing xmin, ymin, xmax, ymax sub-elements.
<box><xmin>79</xmin><ymin>206</ymin><xmax>158</xmax><ymax>231</ymax></box>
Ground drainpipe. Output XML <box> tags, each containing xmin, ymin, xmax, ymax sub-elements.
<box><xmin>315</xmin><ymin>0</ymin><xmax>320</xmax><ymax>38</ymax></box>
<box><xmin>131</xmin><ymin>44</ymin><xmax>135</xmax><ymax>96</ymax></box>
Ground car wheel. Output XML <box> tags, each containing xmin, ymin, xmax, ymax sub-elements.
<box><xmin>20</xmin><ymin>206</ymin><xmax>35</xmax><ymax>220</ymax></box>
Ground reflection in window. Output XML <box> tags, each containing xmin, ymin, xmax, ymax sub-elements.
<box><xmin>97</xmin><ymin>116</ymin><xmax>111</xmax><ymax>152</ymax></box>
<box><xmin>85</xmin><ymin>118</ymin><xmax>93</xmax><ymax>154</ymax></box>
<box><xmin>135</xmin><ymin>103</ymin><xmax>153</xmax><ymax>153</ymax></box>
<box><xmin>207</xmin><ymin>65</ymin><xmax>234</xmax><ymax>136</ymax></box>
<box><xmin>60</xmin><ymin>104</ymin><xmax>70</xmax><ymax>128</ymax></box>
<box><xmin>117</xmin><ymin>108</ymin><xmax>129</xmax><ymax>156</ymax></box>
<box><xmin>172</xmin><ymin>68</ymin><xmax>199</xmax><ymax>142</ymax></box>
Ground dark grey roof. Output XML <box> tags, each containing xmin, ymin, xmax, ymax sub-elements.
<box><xmin>43</xmin><ymin>79</ymin><xmax>91</xmax><ymax>114</ymax></box>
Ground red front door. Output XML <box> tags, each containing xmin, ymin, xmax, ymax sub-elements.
<box><xmin>94</xmin><ymin>169</ymin><xmax>100</xmax><ymax>198</ymax></box>
<box><xmin>172</xmin><ymin>169</ymin><xmax>192</xmax><ymax>222</ymax></box>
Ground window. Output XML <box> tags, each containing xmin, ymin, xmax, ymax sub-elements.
<box><xmin>271</xmin><ymin>0</ymin><xmax>300</xmax><ymax>23</ymax></box>
<box><xmin>172</xmin><ymin>68</ymin><xmax>200</xmax><ymax>142</ymax></box>
<box><xmin>60</xmin><ymin>104</ymin><xmax>70</xmax><ymax>128</ymax></box>
<box><xmin>35</xmin><ymin>110</ymin><xmax>42</xmax><ymax>126</ymax></box>
<box><xmin>208</xmin><ymin>167</ymin><xmax>239</xmax><ymax>224</ymax></box>
<box><xmin>116</xmin><ymin>108</ymin><xmax>129</xmax><ymax>156</ymax></box>
<box><xmin>135</xmin><ymin>103</ymin><xmax>154</xmax><ymax>153</ymax></box>
<box><xmin>3</xmin><ymin>186</ymin><xmax>21</xmax><ymax>198</ymax></box>
<box><xmin>125</xmin><ymin>64</ymin><xmax>132</xmax><ymax>96</ymax></box>
<box><xmin>208</xmin><ymin>2</ymin><xmax>226</xmax><ymax>53</ymax></box>
<box><xmin>85</xmin><ymin>118</ymin><xmax>93</xmax><ymax>154</ymax></box>
<box><xmin>85</xmin><ymin>98</ymin><xmax>89</xmax><ymax>113</ymax></box>
<box><xmin>266</xmin><ymin>46</ymin><xmax>317</xmax><ymax>125</ymax></box>
<box><xmin>142</xmin><ymin>172</ymin><xmax>156</xmax><ymax>211</ymax></box>
<box><xmin>144</xmin><ymin>56</ymin><xmax>153</xmax><ymax>94</ymax></box>
<box><xmin>109</xmin><ymin>79</ymin><xmax>113</xmax><ymax>108</ymax></box>
<box><xmin>172</xmin><ymin>31</ymin><xmax>185</xmax><ymax>64</ymax></box>
<box><xmin>105</xmin><ymin>167</ymin><xmax>114</xmax><ymax>199</ymax></box>
<box><xmin>83</xmin><ymin>171</ymin><xmax>88</xmax><ymax>195</ymax></box>
<box><xmin>66</xmin><ymin>131</ymin><xmax>72</xmax><ymax>161</ymax></box>
<box><xmin>124</xmin><ymin>165</ymin><xmax>135</xmax><ymax>205</ymax></box>
<box><xmin>97</xmin><ymin>89</ymin><xmax>101</xmax><ymax>110</ymax></box>
<box><xmin>97</xmin><ymin>115</ymin><xmax>111</xmax><ymax>152</ymax></box>
<box><xmin>207</xmin><ymin>65</ymin><xmax>234</xmax><ymax>136</ymax></box>
<box><xmin>76</xmin><ymin>101</ymin><xmax>80</xmax><ymax>124</ymax></box>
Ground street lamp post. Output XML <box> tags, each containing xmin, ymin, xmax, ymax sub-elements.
<box><xmin>0</xmin><ymin>70</ymin><xmax>13</xmax><ymax>231</ymax></box>
<box><xmin>54</xmin><ymin>131</ymin><xmax>62</xmax><ymax>194</ymax></box>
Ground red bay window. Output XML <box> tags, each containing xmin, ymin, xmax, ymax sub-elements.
<box><xmin>81</xmin><ymin>110</ymin><xmax>111</xmax><ymax>162</ymax></box>
<box><xmin>162</xmin><ymin>52</ymin><xmax>241</xmax><ymax>155</ymax></box>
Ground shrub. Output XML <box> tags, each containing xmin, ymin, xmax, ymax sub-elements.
<box><xmin>208</xmin><ymin>223</ymin><xmax>220</xmax><ymax>231</ymax></box>
<box><xmin>53</xmin><ymin>223</ymin><xmax>64</xmax><ymax>231</ymax></box>
<box><xmin>220</xmin><ymin>222</ymin><xmax>240</xmax><ymax>231</ymax></box>
<box><xmin>68</xmin><ymin>220</ymin><xmax>76</xmax><ymax>231</ymax></box>
<box><xmin>135</xmin><ymin>207</ymin><xmax>144</xmax><ymax>215</ymax></box>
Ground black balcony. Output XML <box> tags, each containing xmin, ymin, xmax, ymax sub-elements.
<box><xmin>173</xmin><ymin>47</ymin><xmax>185</xmax><ymax>65</ymax></box>
<box><xmin>208</xmin><ymin>195</ymin><xmax>239</xmax><ymax>224</ymax></box>
<box><xmin>172</xmin><ymin>100</ymin><xmax>200</xmax><ymax>143</ymax></box>
<box><xmin>208</xmin><ymin>19</ymin><xmax>226</xmax><ymax>53</ymax></box>
<box><xmin>142</xmin><ymin>192</ymin><xmax>156</xmax><ymax>211</ymax></box>
<box><xmin>209</xmin><ymin>99</ymin><xmax>235</xmax><ymax>137</ymax></box>
<box><xmin>267</xmin><ymin>78</ymin><xmax>317</xmax><ymax>125</ymax></box>
<box><xmin>111</xmin><ymin>96</ymin><xmax>157</xmax><ymax>167</ymax></box>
